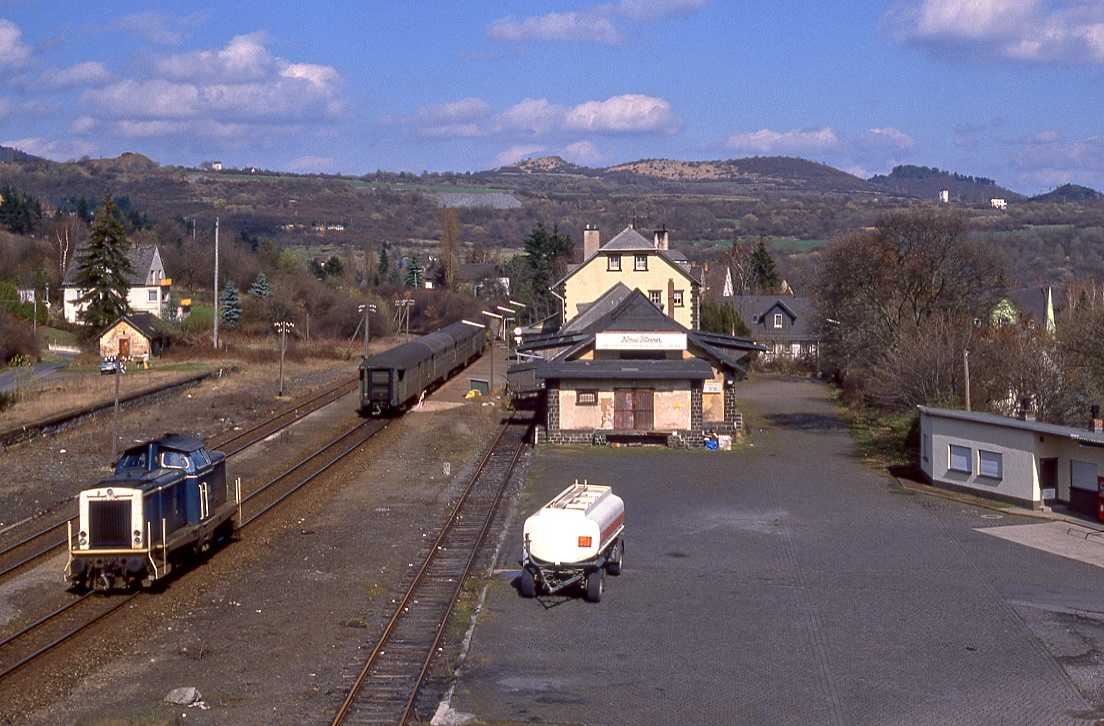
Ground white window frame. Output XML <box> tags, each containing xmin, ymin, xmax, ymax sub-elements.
<box><xmin>773</xmin><ymin>313</ymin><xmax>783</xmax><ymax>329</ymax></box>
<box><xmin>634</xmin><ymin>254</ymin><xmax>648</xmax><ymax>271</ymax></box>
<box><xmin>949</xmin><ymin>444</ymin><xmax>971</xmax><ymax>473</ymax></box>
<box><xmin>978</xmin><ymin>450</ymin><xmax>1003</xmax><ymax>479</ymax></box>
<box><xmin>607</xmin><ymin>255</ymin><xmax>621</xmax><ymax>271</ymax></box>
<box><xmin>648</xmin><ymin>290</ymin><xmax>662</xmax><ymax>308</ymax></box>
<box><xmin>672</xmin><ymin>290</ymin><xmax>684</xmax><ymax>307</ymax></box>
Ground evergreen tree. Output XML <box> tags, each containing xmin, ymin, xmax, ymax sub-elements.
<box><xmin>73</xmin><ymin>193</ymin><xmax>134</xmax><ymax>329</ymax></box>
<box><xmin>404</xmin><ymin>254</ymin><xmax>425</xmax><ymax>288</ymax></box>
<box><xmin>248</xmin><ymin>273</ymin><xmax>273</xmax><ymax>300</ymax></box>
<box><xmin>750</xmin><ymin>238</ymin><xmax>780</xmax><ymax>292</ymax></box>
<box><xmin>378</xmin><ymin>244</ymin><xmax>390</xmax><ymax>279</ymax></box>
<box><xmin>219</xmin><ymin>279</ymin><xmax>242</xmax><ymax>329</ymax></box>
<box><xmin>522</xmin><ymin>223</ymin><xmax>574</xmax><ymax>316</ymax></box>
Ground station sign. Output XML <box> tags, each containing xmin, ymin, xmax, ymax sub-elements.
<box><xmin>595</xmin><ymin>332</ymin><xmax>686</xmax><ymax>351</ymax></box>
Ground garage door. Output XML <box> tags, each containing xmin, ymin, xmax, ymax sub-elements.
<box><xmin>1070</xmin><ymin>459</ymin><xmax>1098</xmax><ymax>516</ymax></box>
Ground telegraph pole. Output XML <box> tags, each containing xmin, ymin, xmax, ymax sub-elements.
<box><xmin>275</xmin><ymin>321</ymin><xmax>294</xmax><ymax>397</ymax></box>
<box><xmin>213</xmin><ymin>217</ymin><xmax>220</xmax><ymax>349</ymax></box>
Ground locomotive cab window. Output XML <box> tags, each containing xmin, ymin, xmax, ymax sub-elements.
<box><xmin>117</xmin><ymin>451</ymin><xmax>149</xmax><ymax>471</ymax></box>
<box><xmin>161</xmin><ymin>451</ymin><xmax>189</xmax><ymax>469</ymax></box>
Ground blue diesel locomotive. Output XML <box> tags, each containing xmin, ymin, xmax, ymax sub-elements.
<box><xmin>66</xmin><ymin>434</ymin><xmax>238</xmax><ymax>591</ymax></box>
<box><xmin>359</xmin><ymin>319</ymin><xmax>487</xmax><ymax>415</ymax></box>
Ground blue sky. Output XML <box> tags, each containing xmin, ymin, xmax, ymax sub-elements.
<box><xmin>0</xmin><ymin>1</ymin><xmax>1101</xmax><ymax>194</ymax></box>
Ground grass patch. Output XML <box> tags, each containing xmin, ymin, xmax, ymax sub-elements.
<box><xmin>834</xmin><ymin>393</ymin><xmax>918</xmax><ymax>469</ymax></box>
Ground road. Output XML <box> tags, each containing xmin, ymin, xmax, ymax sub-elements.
<box><xmin>0</xmin><ymin>360</ymin><xmax>70</xmax><ymax>395</ymax></box>
<box><xmin>446</xmin><ymin>376</ymin><xmax>1104</xmax><ymax>725</ymax></box>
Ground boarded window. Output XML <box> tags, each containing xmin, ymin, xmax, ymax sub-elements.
<box><xmin>978</xmin><ymin>450</ymin><xmax>1003</xmax><ymax>479</ymax></box>
<box><xmin>949</xmin><ymin>445</ymin><xmax>971</xmax><ymax>473</ymax></box>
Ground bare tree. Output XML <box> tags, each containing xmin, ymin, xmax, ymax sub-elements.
<box><xmin>440</xmin><ymin>208</ymin><xmax>460</xmax><ymax>292</ymax></box>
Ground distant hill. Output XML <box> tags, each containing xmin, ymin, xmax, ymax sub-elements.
<box><xmin>868</xmin><ymin>164</ymin><xmax>1021</xmax><ymax>203</ymax></box>
<box><xmin>486</xmin><ymin>155</ymin><xmax>888</xmax><ymax>198</ymax></box>
<box><xmin>1032</xmin><ymin>183</ymin><xmax>1103</xmax><ymax>203</ymax></box>
<box><xmin>0</xmin><ymin>146</ymin><xmax>43</xmax><ymax>164</ymax></box>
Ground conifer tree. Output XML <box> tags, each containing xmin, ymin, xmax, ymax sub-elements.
<box><xmin>750</xmin><ymin>238</ymin><xmax>780</xmax><ymax>293</ymax></box>
<box><xmin>73</xmin><ymin>193</ymin><xmax>134</xmax><ymax>329</ymax></box>
<box><xmin>219</xmin><ymin>279</ymin><xmax>242</xmax><ymax>329</ymax></box>
<box><xmin>248</xmin><ymin>272</ymin><xmax>273</xmax><ymax>300</ymax></box>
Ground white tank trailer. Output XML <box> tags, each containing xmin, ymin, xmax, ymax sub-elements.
<box><xmin>520</xmin><ymin>481</ymin><xmax>624</xmax><ymax>603</ymax></box>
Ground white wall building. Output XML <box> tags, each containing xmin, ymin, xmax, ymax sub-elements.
<box><xmin>919</xmin><ymin>406</ymin><xmax>1104</xmax><ymax>515</ymax></box>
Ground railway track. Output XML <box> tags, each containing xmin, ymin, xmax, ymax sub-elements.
<box><xmin>0</xmin><ymin>375</ymin><xmax>358</xmax><ymax>586</ymax></box>
<box><xmin>330</xmin><ymin>410</ymin><xmax>534</xmax><ymax>726</ymax></box>
<box><xmin>0</xmin><ymin>410</ymin><xmax>388</xmax><ymax>683</ymax></box>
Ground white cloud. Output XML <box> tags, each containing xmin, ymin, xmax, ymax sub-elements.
<box><xmin>69</xmin><ymin>117</ymin><xmax>97</xmax><ymax>134</ymax></box>
<box><xmin>493</xmin><ymin>144</ymin><xmax>547</xmax><ymax>166</ymax></box>
<box><xmin>723</xmin><ymin>125</ymin><xmax>916</xmax><ymax>172</ymax></box>
<box><xmin>486</xmin><ymin>12</ymin><xmax>621</xmax><ymax>43</ymax></box>
<box><xmin>0</xmin><ymin>19</ymin><xmax>33</xmax><ymax>74</ymax></box>
<box><xmin>41</xmin><ymin>62</ymin><xmax>111</xmax><ymax>88</ymax></box>
<box><xmin>614</xmin><ymin>0</ymin><xmax>709</xmax><ymax>21</ymax></box>
<box><xmin>109</xmin><ymin>11</ymin><xmax>206</xmax><ymax>46</ymax></box>
<box><xmin>2</xmin><ymin>136</ymin><xmax>97</xmax><ymax>161</ymax></box>
<box><xmin>887</xmin><ymin>0</ymin><xmax>1104</xmax><ymax>64</ymax></box>
<box><xmin>80</xmin><ymin>34</ymin><xmax>345</xmax><ymax>130</ymax></box>
<box><xmin>486</xmin><ymin>0</ymin><xmax>707</xmax><ymax>44</ymax></box>
<box><xmin>1010</xmin><ymin>131</ymin><xmax>1104</xmax><ymax>189</ymax></box>
<box><xmin>725</xmin><ymin>127</ymin><xmax>842</xmax><ymax>154</ymax></box>
<box><xmin>562</xmin><ymin>140</ymin><xmax>606</xmax><ymax>165</ymax></box>
<box><xmin>411</xmin><ymin>93</ymin><xmax>682</xmax><ymax>140</ymax></box>
<box><xmin>286</xmin><ymin>156</ymin><xmax>337</xmax><ymax>173</ymax></box>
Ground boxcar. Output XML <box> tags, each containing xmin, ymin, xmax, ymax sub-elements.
<box><xmin>66</xmin><ymin>434</ymin><xmax>238</xmax><ymax>591</ymax></box>
<box><xmin>359</xmin><ymin>319</ymin><xmax>487</xmax><ymax>415</ymax></box>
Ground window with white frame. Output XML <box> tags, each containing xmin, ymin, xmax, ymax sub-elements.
<box><xmin>634</xmin><ymin>254</ymin><xmax>648</xmax><ymax>271</ymax></box>
<box><xmin>672</xmin><ymin>290</ymin><xmax>684</xmax><ymax>307</ymax></box>
<box><xmin>576</xmin><ymin>390</ymin><xmax>598</xmax><ymax>406</ymax></box>
<box><xmin>607</xmin><ymin>254</ymin><xmax>621</xmax><ymax>271</ymax></box>
<box><xmin>773</xmin><ymin>313</ymin><xmax>783</xmax><ymax>329</ymax></box>
<box><xmin>949</xmin><ymin>444</ymin><xmax>971</xmax><ymax>473</ymax></box>
<box><xmin>148</xmin><ymin>290</ymin><xmax>158</xmax><ymax>302</ymax></box>
<box><xmin>648</xmin><ymin>290</ymin><xmax>662</xmax><ymax>308</ymax></box>
<box><xmin>978</xmin><ymin>450</ymin><xmax>1003</xmax><ymax>479</ymax></box>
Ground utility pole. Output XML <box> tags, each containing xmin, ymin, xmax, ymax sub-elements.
<box><xmin>213</xmin><ymin>217</ymin><xmax>220</xmax><ymax>349</ymax></box>
<box><xmin>359</xmin><ymin>303</ymin><xmax>377</xmax><ymax>359</ymax></box>
<box><xmin>275</xmin><ymin>321</ymin><xmax>295</xmax><ymax>397</ymax></box>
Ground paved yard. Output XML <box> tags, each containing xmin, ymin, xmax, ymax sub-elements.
<box><xmin>446</xmin><ymin>376</ymin><xmax>1104</xmax><ymax>725</ymax></box>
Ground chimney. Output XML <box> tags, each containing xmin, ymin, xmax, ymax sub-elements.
<box><xmin>653</xmin><ymin>226</ymin><xmax>669</xmax><ymax>251</ymax></box>
<box><xmin>1017</xmin><ymin>396</ymin><xmax>1035</xmax><ymax>422</ymax></box>
<box><xmin>1092</xmin><ymin>405</ymin><xmax>1102</xmax><ymax>433</ymax></box>
<box><xmin>583</xmin><ymin>225</ymin><xmax>601</xmax><ymax>260</ymax></box>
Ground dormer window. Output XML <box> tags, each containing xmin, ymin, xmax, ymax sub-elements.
<box><xmin>634</xmin><ymin>254</ymin><xmax>648</xmax><ymax>271</ymax></box>
<box><xmin>773</xmin><ymin>313</ymin><xmax>783</xmax><ymax>329</ymax></box>
<box><xmin>607</xmin><ymin>254</ymin><xmax>621</xmax><ymax>272</ymax></box>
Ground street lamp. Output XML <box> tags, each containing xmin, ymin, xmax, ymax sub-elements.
<box><xmin>358</xmin><ymin>303</ymin><xmax>377</xmax><ymax>359</ymax></box>
<box><xmin>274</xmin><ymin>321</ymin><xmax>295</xmax><ymax>397</ymax></box>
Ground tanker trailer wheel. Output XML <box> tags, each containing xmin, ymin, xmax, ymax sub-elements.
<box><xmin>606</xmin><ymin>539</ymin><xmax>623</xmax><ymax>576</ymax></box>
<box><xmin>585</xmin><ymin>569</ymin><xmax>603</xmax><ymax>603</ymax></box>
<box><xmin>520</xmin><ymin>567</ymin><xmax>537</xmax><ymax>598</ymax></box>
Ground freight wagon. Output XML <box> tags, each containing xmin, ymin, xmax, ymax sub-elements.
<box><xmin>520</xmin><ymin>481</ymin><xmax>624</xmax><ymax>603</ymax></box>
<box><xmin>359</xmin><ymin>319</ymin><xmax>487</xmax><ymax>415</ymax></box>
<box><xmin>66</xmin><ymin>434</ymin><xmax>238</xmax><ymax>591</ymax></box>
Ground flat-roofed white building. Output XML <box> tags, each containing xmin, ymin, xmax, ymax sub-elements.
<box><xmin>919</xmin><ymin>405</ymin><xmax>1104</xmax><ymax>515</ymax></box>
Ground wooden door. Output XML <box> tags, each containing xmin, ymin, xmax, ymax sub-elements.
<box><xmin>633</xmin><ymin>389</ymin><xmax>654</xmax><ymax>430</ymax></box>
<box><xmin>118</xmin><ymin>337</ymin><xmax>130</xmax><ymax>358</ymax></box>
<box><xmin>614</xmin><ymin>390</ymin><xmax>634</xmax><ymax>430</ymax></box>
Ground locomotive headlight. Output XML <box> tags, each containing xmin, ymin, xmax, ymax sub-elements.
<box><xmin>78</xmin><ymin>530</ymin><xmax>87</xmax><ymax>545</ymax></box>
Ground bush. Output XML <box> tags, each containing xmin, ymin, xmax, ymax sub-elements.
<box><xmin>0</xmin><ymin>311</ymin><xmax>36</xmax><ymax>364</ymax></box>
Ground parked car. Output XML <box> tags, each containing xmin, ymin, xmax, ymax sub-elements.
<box><xmin>100</xmin><ymin>358</ymin><xmax>124</xmax><ymax>375</ymax></box>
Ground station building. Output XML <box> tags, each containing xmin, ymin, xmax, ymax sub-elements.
<box><xmin>511</xmin><ymin>226</ymin><xmax>762</xmax><ymax>447</ymax></box>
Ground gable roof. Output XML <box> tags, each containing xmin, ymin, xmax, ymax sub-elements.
<box><xmin>553</xmin><ymin>226</ymin><xmax>699</xmax><ymax>291</ymax></box>
<box><xmin>102</xmin><ymin>311</ymin><xmax>168</xmax><ymax>340</ymax></box>
<box><xmin>63</xmin><ymin>244</ymin><xmax>161</xmax><ymax>287</ymax></box>
<box><xmin>735</xmin><ymin>295</ymin><xmax>820</xmax><ymax>339</ymax></box>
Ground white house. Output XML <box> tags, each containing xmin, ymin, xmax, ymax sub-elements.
<box><xmin>62</xmin><ymin>245</ymin><xmax>171</xmax><ymax>324</ymax></box>
<box><xmin>919</xmin><ymin>405</ymin><xmax>1104</xmax><ymax>515</ymax></box>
